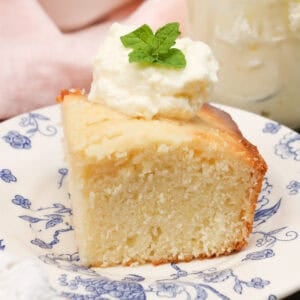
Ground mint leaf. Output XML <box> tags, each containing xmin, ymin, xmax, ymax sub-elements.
<box><xmin>157</xmin><ymin>48</ymin><xmax>186</xmax><ymax>69</ymax></box>
<box><xmin>120</xmin><ymin>22</ymin><xmax>186</xmax><ymax>69</ymax></box>
<box><xmin>129</xmin><ymin>49</ymin><xmax>155</xmax><ymax>64</ymax></box>
<box><xmin>155</xmin><ymin>22</ymin><xmax>180</xmax><ymax>54</ymax></box>
<box><xmin>120</xmin><ymin>24</ymin><xmax>154</xmax><ymax>49</ymax></box>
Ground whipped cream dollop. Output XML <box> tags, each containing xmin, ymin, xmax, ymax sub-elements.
<box><xmin>88</xmin><ymin>23</ymin><xmax>218</xmax><ymax>120</ymax></box>
<box><xmin>0</xmin><ymin>252</ymin><xmax>59</xmax><ymax>300</ymax></box>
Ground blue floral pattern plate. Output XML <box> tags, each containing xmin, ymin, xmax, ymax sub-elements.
<box><xmin>0</xmin><ymin>104</ymin><xmax>299</xmax><ymax>300</ymax></box>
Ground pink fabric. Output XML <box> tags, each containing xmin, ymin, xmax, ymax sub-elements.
<box><xmin>38</xmin><ymin>0</ymin><xmax>136</xmax><ymax>32</ymax></box>
<box><xmin>0</xmin><ymin>0</ymin><xmax>186</xmax><ymax>119</ymax></box>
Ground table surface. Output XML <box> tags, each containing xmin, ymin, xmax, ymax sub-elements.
<box><xmin>285</xmin><ymin>291</ymin><xmax>300</xmax><ymax>300</ymax></box>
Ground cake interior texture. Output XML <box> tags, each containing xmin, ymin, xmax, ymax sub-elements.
<box><xmin>62</xmin><ymin>95</ymin><xmax>267</xmax><ymax>267</ymax></box>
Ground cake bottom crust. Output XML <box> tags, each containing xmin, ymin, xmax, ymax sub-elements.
<box><xmin>88</xmin><ymin>238</ymin><xmax>248</xmax><ymax>267</ymax></box>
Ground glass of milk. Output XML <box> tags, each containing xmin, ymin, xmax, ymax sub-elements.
<box><xmin>186</xmin><ymin>0</ymin><xmax>300</xmax><ymax>129</ymax></box>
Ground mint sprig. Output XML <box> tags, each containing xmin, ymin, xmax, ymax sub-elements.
<box><xmin>120</xmin><ymin>23</ymin><xmax>186</xmax><ymax>69</ymax></box>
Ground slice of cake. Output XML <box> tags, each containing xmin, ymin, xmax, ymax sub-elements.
<box><xmin>59</xmin><ymin>23</ymin><xmax>267</xmax><ymax>267</ymax></box>
<box><xmin>61</xmin><ymin>94</ymin><xmax>266</xmax><ymax>267</ymax></box>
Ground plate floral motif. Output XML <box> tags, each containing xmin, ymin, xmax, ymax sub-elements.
<box><xmin>0</xmin><ymin>104</ymin><xmax>299</xmax><ymax>300</ymax></box>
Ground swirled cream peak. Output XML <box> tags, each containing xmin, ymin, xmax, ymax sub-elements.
<box><xmin>88</xmin><ymin>23</ymin><xmax>218</xmax><ymax>120</ymax></box>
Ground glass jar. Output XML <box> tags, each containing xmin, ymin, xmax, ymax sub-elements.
<box><xmin>186</xmin><ymin>0</ymin><xmax>300</xmax><ymax>129</ymax></box>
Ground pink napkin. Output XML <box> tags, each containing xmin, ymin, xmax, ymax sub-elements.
<box><xmin>0</xmin><ymin>0</ymin><xmax>186</xmax><ymax>119</ymax></box>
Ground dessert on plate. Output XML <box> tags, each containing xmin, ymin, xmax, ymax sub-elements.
<box><xmin>59</xmin><ymin>23</ymin><xmax>267</xmax><ymax>267</ymax></box>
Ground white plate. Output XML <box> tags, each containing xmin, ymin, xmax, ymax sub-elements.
<box><xmin>0</xmin><ymin>104</ymin><xmax>299</xmax><ymax>300</ymax></box>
